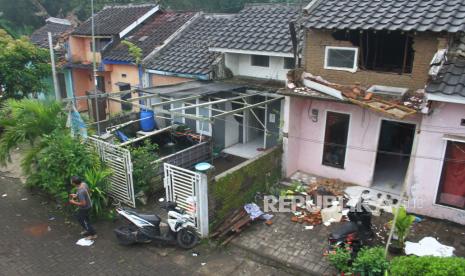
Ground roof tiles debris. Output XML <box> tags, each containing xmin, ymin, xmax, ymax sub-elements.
<box><xmin>144</xmin><ymin>14</ymin><xmax>232</xmax><ymax>76</ymax></box>
<box><xmin>103</xmin><ymin>11</ymin><xmax>196</xmax><ymax>62</ymax></box>
<box><xmin>213</xmin><ymin>4</ymin><xmax>301</xmax><ymax>54</ymax></box>
<box><xmin>73</xmin><ymin>4</ymin><xmax>156</xmax><ymax>36</ymax></box>
<box><xmin>426</xmin><ymin>58</ymin><xmax>465</xmax><ymax>98</ymax></box>
<box><xmin>303</xmin><ymin>0</ymin><xmax>465</xmax><ymax>33</ymax></box>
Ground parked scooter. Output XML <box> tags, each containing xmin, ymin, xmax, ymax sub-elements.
<box><xmin>114</xmin><ymin>199</ymin><xmax>199</xmax><ymax>249</ymax></box>
<box><xmin>327</xmin><ymin>195</ymin><xmax>374</xmax><ymax>257</ymax></box>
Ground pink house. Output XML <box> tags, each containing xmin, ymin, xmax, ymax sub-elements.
<box><xmin>282</xmin><ymin>0</ymin><xmax>465</xmax><ymax>224</ymax></box>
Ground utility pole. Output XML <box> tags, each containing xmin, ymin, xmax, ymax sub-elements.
<box><xmin>91</xmin><ymin>0</ymin><xmax>101</xmax><ymax>134</ymax></box>
<box><xmin>48</xmin><ymin>32</ymin><xmax>61</xmax><ymax>101</ymax></box>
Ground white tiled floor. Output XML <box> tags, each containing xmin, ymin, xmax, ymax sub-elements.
<box><xmin>222</xmin><ymin>138</ymin><xmax>264</xmax><ymax>159</ymax></box>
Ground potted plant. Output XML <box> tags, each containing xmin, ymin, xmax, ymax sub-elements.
<box><xmin>388</xmin><ymin>206</ymin><xmax>415</xmax><ymax>254</ymax></box>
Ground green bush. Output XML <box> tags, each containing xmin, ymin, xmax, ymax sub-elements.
<box><xmin>352</xmin><ymin>247</ymin><xmax>389</xmax><ymax>276</ymax></box>
<box><xmin>328</xmin><ymin>247</ymin><xmax>352</xmax><ymax>274</ymax></box>
<box><xmin>27</xmin><ymin>131</ymin><xmax>101</xmax><ymax>202</ymax></box>
<box><xmin>129</xmin><ymin>140</ymin><xmax>159</xmax><ymax>194</ymax></box>
<box><xmin>84</xmin><ymin>168</ymin><xmax>112</xmax><ymax>217</ymax></box>
<box><xmin>390</xmin><ymin>256</ymin><xmax>465</xmax><ymax>276</ymax></box>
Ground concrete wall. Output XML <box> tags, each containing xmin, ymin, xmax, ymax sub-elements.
<box><xmin>71</xmin><ymin>68</ymin><xmax>92</xmax><ymax>111</ymax></box>
<box><xmin>409</xmin><ymin>102</ymin><xmax>465</xmax><ymax>224</ymax></box>
<box><xmin>69</xmin><ymin>36</ymin><xmax>102</xmax><ymax>63</ymax></box>
<box><xmin>225</xmin><ymin>53</ymin><xmax>290</xmax><ymax>81</ymax></box>
<box><xmin>304</xmin><ymin>30</ymin><xmax>442</xmax><ymax>91</ymax></box>
<box><xmin>283</xmin><ymin>97</ymin><xmax>421</xmax><ymax>187</ymax></box>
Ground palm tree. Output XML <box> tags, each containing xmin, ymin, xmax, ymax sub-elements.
<box><xmin>0</xmin><ymin>98</ymin><xmax>64</xmax><ymax>172</ymax></box>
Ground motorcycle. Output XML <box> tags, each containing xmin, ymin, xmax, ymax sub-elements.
<box><xmin>113</xmin><ymin>199</ymin><xmax>199</xmax><ymax>249</ymax></box>
<box><xmin>327</xmin><ymin>195</ymin><xmax>374</xmax><ymax>258</ymax></box>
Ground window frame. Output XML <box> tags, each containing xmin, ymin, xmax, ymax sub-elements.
<box><xmin>283</xmin><ymin>57</ymin><xmax>295</xmax><ymax>69</ymax></box>
<box><xmin>251</xmin><ymin>55</ymin><xmax>270</xmax><ymax>68</ymax></box>
<box><xmin>324</xmin><ymin>46</ymin><xmax>359</xmax><ymax>73</ymax></box>
<box><xmin>196</xmin><ymin>98</ymin><xmax>212</xmax><ymax>136</ymax></box>
<box><xmin>434</xmin><ymin>139</ymin><xmax>465</xmax><ymax>211</ymax></box>
<box><xmin>322</xmin><ymin>110</ymin><xmax>351</xmax><ymax>169</ymax></box>
<box><xmin>171</xmin><ymin>99</ymin><xmax>185</xmax><ymax>125</ymax></box>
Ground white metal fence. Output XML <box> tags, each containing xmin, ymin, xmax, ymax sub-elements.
<box><xmin>88</xmin><ymin>137</ymin><xmax>136</xmax><ymax>208</ymax></box>
<box><xmin>164</xmin><ymin>163</ymin><xmax>209</xmax><ymax>237</ymax></box>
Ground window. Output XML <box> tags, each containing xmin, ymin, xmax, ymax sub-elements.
<box><xmin>436</xmin><ymin>141</ymin><xmax>465</xmax><ymax>210</ymax></box>
<box><xmin>284</xmin><ymin>57</ymin><xmax>295</xmax><ymax>69</ymax></box>
<box><xmin>322</xmin><ymin>112</ymin><xmax>350</xmax><ymax>169</ymax></box>
<box><xmin>331</xmin><ymin>30</ymin><xmax>414</xmax><ymax>74</ymax></box>
<box><xmin>325</xmin><ymin>46</ymin><xmax>358</xmax><ymax>72</ymax></box>
<box><xmin>90</xmin><ymin>38</ymin><xmax>111</xmax><ymax>52</ymax></box>
<box><xmin>196</xmin><ymin>99</ymin><xmax>212</xmax><ymax>136</ymax></box>
<box><xmin>251</xmin><ymin>55</ymin><xmax>270</xmax><ymax>67</ymax></box>
<box><xmin>171</xmin><ymin>101</ymin><xmax>185</xmax><ymax>124</ymax></box>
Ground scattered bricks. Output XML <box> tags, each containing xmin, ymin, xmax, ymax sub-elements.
<box><xmin>364</xmin><ymin>92</ymin><xmax>373</xmax><ymax>100</ymax></box>
<box><xmin>265</xmin><ymin>220</ymin><xmax>273</xmax><ymax>226</ymax></box>
<box><xmin>291</xmin><ymin>216</ymin><xmax>299</xmax><ymax>222</ymax></box>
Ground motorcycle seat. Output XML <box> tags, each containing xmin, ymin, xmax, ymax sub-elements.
<box><xmin>329</xmin><ymin>222</ymin><xmax>358</xmax><ymax>240</ymax></box>
<box><xmin>138</xmin><ymin>214</ymin><xmax>161</xmax><ymax>225</ymax></box>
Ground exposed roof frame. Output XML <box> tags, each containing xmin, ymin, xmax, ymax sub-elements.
<box><xmin>169</xmin><ymin>94</ymin><xmax>257</xmax><ymax>112</ymax></box>
<box><xmin>211</xmin><ymin>96</ymin><xmax>284</xmax><ymax>120</ymax></box>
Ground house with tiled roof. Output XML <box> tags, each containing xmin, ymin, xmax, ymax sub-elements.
<box><xmin>98</xmin><ymin>11</ymin><xmax>197</xmax><ymax>113</ymax></box>
<box><xmin>66</xmin><ymin>4</ymin><xmax>159</xmax><ymax>112</ymax></box>
<box><xmin>29</xmin><ymin>17</ymin><xmax>74</xmax><ymax>100</ymax></box>
<box><xmin>281</xmin><ymin>0</ymin><xmax>465</xmax><ymax>224</ymax></box>
<box><xmin>210</xmin><ymin>4</ymin><xmax>301</xmax><ymax>81</ymax></box>
<box><xmin>143</xmin><ymin>13</ymin><xmax>232</xmax><ymax>84</ymax></box>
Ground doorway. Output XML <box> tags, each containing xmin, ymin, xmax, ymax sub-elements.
<box><xmin>372</xmin><ymin>120</ymin><xmax>415</xmax><ymax>193</ymax></box>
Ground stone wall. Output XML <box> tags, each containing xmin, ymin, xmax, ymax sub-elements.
<box><xmin>209</xmin><ymin>147</ymin><xmax>282</xmax><ymax>229</ymax></box>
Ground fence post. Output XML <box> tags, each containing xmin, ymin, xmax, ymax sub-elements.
<box><xmin>198</xmin><ymin>173</ymin><xmax>209</xmax><ymax>238</ymax></box>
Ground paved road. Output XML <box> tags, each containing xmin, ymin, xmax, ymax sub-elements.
<box><xmin>0</xmin><ymin>172</ymin><xmax>287</xmax><ymax>276</ymax></box>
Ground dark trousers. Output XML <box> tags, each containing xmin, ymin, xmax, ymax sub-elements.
<box><xmin>76</xmin><ymin>208</ymin><xmax>96</xmax><ymax>235</ymax></box>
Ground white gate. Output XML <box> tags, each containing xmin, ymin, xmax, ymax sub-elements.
<box><xmin>164</xmin><ymin>163</ymin><xmax>209</xmax><ymax>237</ymax></box>
<box><xmin>88</xmin><ymin>137</ymin><xmax>136</xmax><ymax>208</ymax></box>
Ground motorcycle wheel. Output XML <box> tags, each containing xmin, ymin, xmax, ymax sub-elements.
<box><xmin>114</xmin><ymin>225</ymin><xmax>137</xmax><ymax>246</ymax></box>
<box><xmin>176</xmin><ymin>227</ymin><xmax>199</xmax><ymax>249</ymax></box>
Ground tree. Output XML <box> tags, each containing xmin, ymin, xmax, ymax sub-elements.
<box><xmin>0</xmin><ymin>29</ymin><xmax>51</xmax><ymax>99</ymax></box>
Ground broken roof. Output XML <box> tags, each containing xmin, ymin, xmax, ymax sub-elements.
<box><xmin>144</xmin><ymin>14</ymin><xmax>232</xmax><ymax>76</ymax></box>
<box><xmin>73</xmin><ymin>4</ymin><xmax>157</xmax><ymax>36</ymax></box>
<box><xmin>30</xmin><ymin>18</ymin><xmax>73</xmax><ymax>48</ymax></box>
<box><xmin>426</xmin><ymin>58</ymin><xmax>465</xmax><ymax>98</ymax></box>
<box><xmin>211</xmin><ymin>4</ymin><xmax>300</xmax><ymax>55</ymax></box>
<box><xmin>303</xmin><ymin>0</ymin><xmax>465</xmax><ymax>33</ymax></box>
<box><xmin>103</xmin><ymin>11</ymin><xmax>196</xmax><ymax>63</ymax></box>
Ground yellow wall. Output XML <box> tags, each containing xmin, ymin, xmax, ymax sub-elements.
<box><xmin>105</xmin><ymin>64</ymin><xmax>140</xmax><ymax>114</ymax></box>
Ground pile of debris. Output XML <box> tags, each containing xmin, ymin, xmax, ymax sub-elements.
<box><xmin>212</xmin><ymin>203</ymin><xmax>272</xmax><ymax>245</ymax></box>
<box><xmin>211</xmin><ymin>209</ymin><xmax>252</xmax><ymax>245</ymax></box>
<box><xmin>286</xmin><ymin>70</ymin><xmax>424</xmax><ymax>119</ymax></box>
<box><xmin>284</xmin><ymin>178</ymin><xmax>354</xmax><ymax>227</ymax></box>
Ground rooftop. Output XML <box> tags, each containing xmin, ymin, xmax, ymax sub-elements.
<box><xmin>73</xmin><ymin>4</ymin><xmax>157</xmax><ymax>36</ymax></box>
<box><xmin>212</xmin><ymin>4</ymin><xmax>301</xmax><ymax>55</ymax></box>
<box><xmin>426</xmin><ymin>58</ymin><xmax>465</xmax><ymax>99</ymax></box>
<box><xmin>103</xmin><ymin>11</ymin><xmax>196</xmax><ymax>63</ymax></box>
<box><xmin>30</xmin><ymin>18</ymin><xmax>73</xmax><ymax>48</ymax></box>
<box><xmin>303</xmin><ymin>0</ymin><xmax>465</xmax><ymax>32</ymax></box>
<box><xmin>144</xmin><ymin>14</ymin><xmax>232</xmax><ymax>76</ymax></box>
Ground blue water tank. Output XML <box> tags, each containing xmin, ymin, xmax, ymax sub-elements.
<box><xmin>140</xmin><ymin>109</ymin><xmax>156</xmax><ymax>132</ymax></box>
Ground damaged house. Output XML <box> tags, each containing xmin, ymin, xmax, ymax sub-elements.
<box><xmin>282</xmin><ymin>0</ymin><xmax>465</xmax><ymax>224</ymax></box>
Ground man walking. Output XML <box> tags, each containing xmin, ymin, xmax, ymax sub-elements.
<box><xmin>69</xmin><ymin>176</ymin><xmax>97</xmax><ymax>239</ymax></box>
